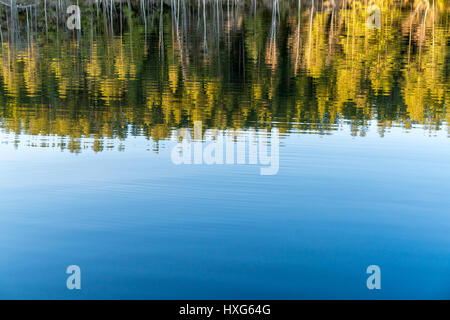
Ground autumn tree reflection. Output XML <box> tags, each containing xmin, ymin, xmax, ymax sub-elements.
<box><xmin>0</xmin><ymin>1</ymin><xmax>448</xmax><ymax>152</ymax></box>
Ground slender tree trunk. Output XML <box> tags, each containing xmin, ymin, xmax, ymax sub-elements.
<box><xmin>10</xmin><ymin>0</ymin><xmax>18</xmax><ymax>43</ymax></box>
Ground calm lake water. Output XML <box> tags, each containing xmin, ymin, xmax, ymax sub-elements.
<box><xmin>0</xmin><ymin>2</ymin><xmax>449</xmax><ymax>299</ymax></box>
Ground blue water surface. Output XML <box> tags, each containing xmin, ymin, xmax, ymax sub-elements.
<box><xmin>1</xmin><ymin>126</ymin><xmax>449</xmax><ymax>299</ymax></box>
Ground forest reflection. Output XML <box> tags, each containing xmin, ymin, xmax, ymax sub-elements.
<box><xmin>0</xmin><ymin>0</ymin><xmax>448</xmax><ymax>153</ymax></box>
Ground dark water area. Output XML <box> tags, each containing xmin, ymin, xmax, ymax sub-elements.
<box><xmin>0</xmin><ymin>1</ymin><xmax>449</xmax><ymax>299</ymax></box>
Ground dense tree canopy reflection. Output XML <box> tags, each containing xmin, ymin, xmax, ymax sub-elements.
<box><xmin>0</xmin><ymin>0</ymin><xmax>448</xmax><ymax>152</ymax></box>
